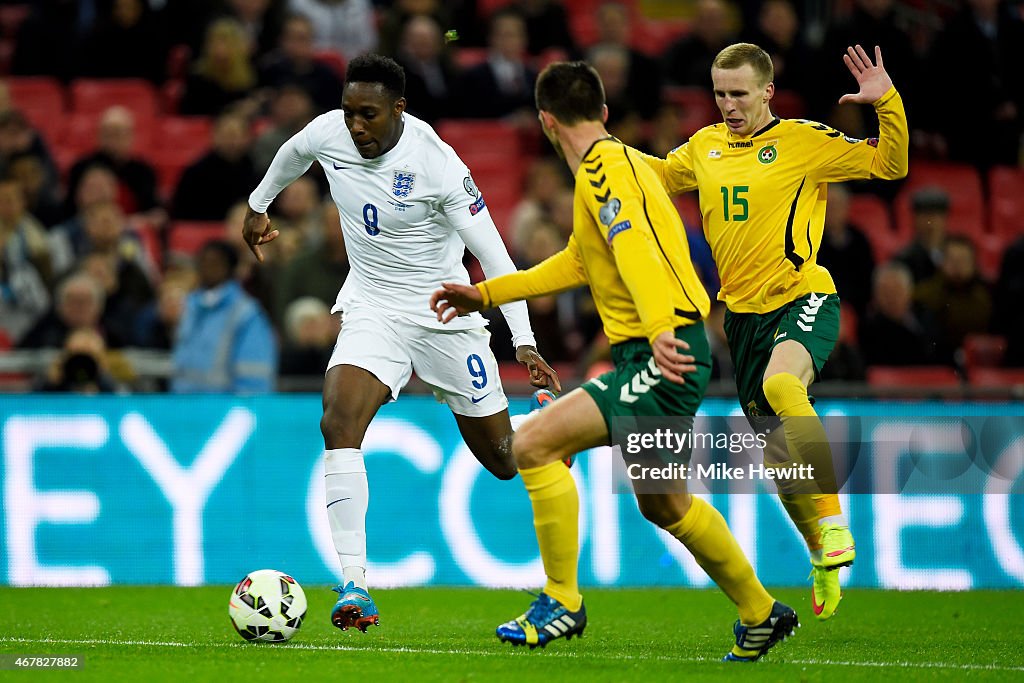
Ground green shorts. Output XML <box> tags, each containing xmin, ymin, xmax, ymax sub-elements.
<box><xmin>723</xmin><ymin>292</ymin><xmax>840</xmax><ymax>419</ymax></box>
<box><xmin>581</xmin><ymin>323</ymin><xmax>711</xmax><ymax>429</ymax></box>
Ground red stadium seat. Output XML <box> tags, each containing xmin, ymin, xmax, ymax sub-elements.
<box><xmin>70</xmin><ymin>79</ymin><xmax>161</xmax><ymax>120</ymax></box>
<box><xmin>157</xmin><ymin>116</ymin><xmax>213</xmax><ymax>152</ymax></box>
<box><xmin>988</xmin><ymin>166</ymin><xmax>1024</xmax><ymax>238</ymax></box>
<box><xmin>962</xmin><ymin>334</ymin><xmax>1007</xmax><ymax>371</ymax></box>
<box><xmin>866</xmin><ymin>365</ymin><xmax>961</xmax><ymax>388</ymax></box>
<box><xmin>0</xmin><ymin>4</ymin><xmax>30</xmax><ymax>38</ymax></box>
<box><xmin>771</xmin><ymin>90</ymin><xmax>806</xmax><ymax>119</ymax></box>
<box><xmin>839</xmin><ymin>302</ymin><xmax>858</xmax><ymax>346</ymax></box>
<box><xmin>894</xmin><ymin>162</ymin><xmax>985</xmax><ymax>243</ymax></box>
<box><xmin>313</xmin><ymin>49</ymin><xmax>346</xmax><ymax>81</ymax></box>
<box><xmin>453</xmin><ymin>47</ymin><xmax>488</xmax><ymax>71</ymax></box>
<box><xmin>663</xmin><ymin>86</ymin><xmax>718</xmax><ymax>139</ymax></box>
<box><xmin>7</xmin><ymin>76</ymin><xmax>64</xmax><ymax>142</ymax></box>
<box><xmin>60</xmin><ymin>111</ymin><xmax>154</xmax><ymax>157</ymax></box>
<box><xmin>972</xmin><ymin>232</ymin><xmax>1005</xmax><ymax>282</ymax></box>
<box><xmin>847</xmin><ymin>194</ymin><xmax>901</xmax><ymax>263</ymax></box>
<box><xmin>168</xmin><ymin>221</ymin><xmax>226</xmax><ymax>256</ymax></box>
<box><xmin>436</xmin><ymin>119</ymin><xmax>522</xmax><ymax>162</ymax></box>
<box><xmin>967</xmin><ymin>367</ymin><xmax>1024</xmax><ymax>388</ymax></box>
<box><xmin>633</xmin><ymin>19</ymin><xmax>687</xmax><ymax>57</ymax></box>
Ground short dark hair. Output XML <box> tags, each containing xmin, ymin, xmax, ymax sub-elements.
<box><xmin>346</xmin><ymin>54</ymin><xmax>406</xmax><ymax>100</ymax></box>
<box><xmin>535</xmin><ymin>61</ymin><xmax>605</xmax><ymax>125</ymax></box>
<box><xmin>200</xmin><ymin>239</ymin><xmax>240</xmax><ymax>272</ymax></box>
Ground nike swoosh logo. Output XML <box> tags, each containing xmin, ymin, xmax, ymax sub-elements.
<box><xmin>812</xmin><ymin>589</ymin><xmax>824</xmax><ymax>615</ymax></box>
<box><xmin>471</xmin><ymin>393</ymin><xmax>491</xmax><ymax>404</ymax></box>
<box><xmin>333</xmin><ymin>163</ymin><xmax>350</xmax><ymax>170</ymax></box>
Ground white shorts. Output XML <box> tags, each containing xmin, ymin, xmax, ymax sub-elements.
<box><xmin>327</xmin><ymin>307</ymin><xmax>509</xmax><ymax>417</ymax></box>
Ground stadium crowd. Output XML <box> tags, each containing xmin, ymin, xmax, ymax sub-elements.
<box><xmin>0</xmin><ymin>0</ymin><xmax>1022</xmax><ymax>393</ymax></box>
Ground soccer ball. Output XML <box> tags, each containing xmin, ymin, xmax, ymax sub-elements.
<box><xmin>228</xmin><ymin>569</ymin><xmax>307</xmax><ymax>642</ymax></box>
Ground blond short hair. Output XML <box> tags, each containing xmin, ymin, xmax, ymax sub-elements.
<box><xmin>712</xmin><ymin>43</ymin><xmax>774</xmax><ymax>86</ymax></box>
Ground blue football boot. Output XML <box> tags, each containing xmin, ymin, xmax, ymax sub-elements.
<box><xmin>331</xmin><ymin>582</ymin><xmax>379</xmax><ymax>632</ymax></box>
<box><xmin>722</xmin><ymin>601</ymin><xmax>799</xmax><ymax>662</ymax></box>
<box><xmin>496</xmin><ymin>592</ymin><xmax>587</xmax><ymax>649</ymax></box>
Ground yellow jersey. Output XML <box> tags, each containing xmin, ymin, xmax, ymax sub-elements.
<box><xmin>477</xmin><ymin>137</ymin><xmax>710</xmax><ymax>345</ymax></box>
<box><xmin>638</xmin><ymin>86</ymin><xmax>909</xmax><ymax>313</ymax></box>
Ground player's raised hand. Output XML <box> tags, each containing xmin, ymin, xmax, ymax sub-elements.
<box><xmin>516</xmin><ymin>345</ymin><xmax>562</xmax><ymax>393</ymax></box>
<box><xmin>651</xmin><ymin>330</ymin><xmax>697</xmax><ymax>385</ymax></box>
<box><xmin>242</xmin><ymin>206</ymin><xmax>279</xmax><ymax>263</ymax></box>
<box><xmin>431</xmin><ymin>282</ymin><xmax>484</xmax><ymax>323</ymax></box>
<box><xmin>839</xmin><ymin>45</ymin><xmax>893</xmax><ymax>105</ymax></box>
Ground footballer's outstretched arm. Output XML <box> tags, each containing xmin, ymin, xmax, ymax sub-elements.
<box><xmin>244</xmin><ymin>127</ymin><xmax>318</xmax><ymax>261</ymax></box>
<box><xmin>457</xmin><ymin>218</ymin><xmax>537</xmax><ymax>350</ymax></box>
<box><xmin>431</xmin><ymin>234</ymin><xmax>587</xmax><ymax>320</ymax></box>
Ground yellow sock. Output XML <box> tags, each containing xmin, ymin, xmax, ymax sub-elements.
<box><xmin>520</xmin><ymin>461</ymin><xmax>582</xmax><ymax>611</ymax></box>
<box><xmin>762</xmin><ymin>373</ymin><xmax>841</xmax><ymax>518</ymax></box>
<box><xmin>665</xmin><ymin>497</ymin><xmax>774</xmax><ymax>625</ymax></box>
<box><xmin>778</xmin><ymin>493</ymin><xmax>822</xmax><ymax>552</ymax></box>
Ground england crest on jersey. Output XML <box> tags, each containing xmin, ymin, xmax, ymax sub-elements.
<box><xmin>393</xmin><ymin>170</ymin><xmax>416</xmax><ymax>198</ymax></box>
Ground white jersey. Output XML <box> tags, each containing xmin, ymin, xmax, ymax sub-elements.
<box><xmin>249</xmin><ymin>112</ymin><xmax>535</xmax><ymax>346</ymax></box>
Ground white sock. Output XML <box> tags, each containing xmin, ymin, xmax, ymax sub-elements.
<box><xmin>325</xmin><ymin>448</ymin><xmax>368</xmax><ymax>590</ymax></box>
<box><xmin>819</xmin><ymin>514</ymin><xmax>848</xmax><ymax>527</ymax></box>
<box><xmin>509</xmin><ymin>413</ymin><xmax>530</xmax><ymax>431</ymax></box>
<box><xmin>810</xmin><ymin>548</ymin><xmax>824</xmax><ymax>564</ymax></box>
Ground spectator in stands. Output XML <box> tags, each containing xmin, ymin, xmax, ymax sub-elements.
<box><xmin>220</xmin><ymin>0</ymin><xmax>287</xmax><ymax>60</ymax></box>
<box><xmin>66</xmin><ymin>106</ymin><xmax>162</xmax><ymax>221</ymax></box>
<box><xmin>7</xmin><ymin>151</ymin><xmax>63</xmax><ymax>228</ymax></box>
<box><xmin>0</xmin><ymin>179</ymin><xmax>51</xmax><ymax>345</ymax></box>
<box><xmin>0</xmin><ymin>110</ymin><xmax>58</xmax><ymax>193</ymax></box>
<box><xmin>509</xmin><ymin>157</ymin><xmax>572</xmax><ymax>255</ymax></box>
<box><xmin>78</xmin><ymin>0</ymin><xmax>168</xmax><ymax>83</ymax></box>
<box><xmin>705</xmin><ymin>304</ymin><xmax>733</xmax><ymax>380</ymax></box>
<box><xmin>587</xmin><ymin>44</ymin><xmax>644</xmax><ymax>148</ymax></box>
<box><xmin>259</xmin><ymin>13</ymin><xmax>345</xmax><ymax>114</ymax></box>
<box><xmin>273</xmin><ymin>199</ymin><xmax>348</xmax><ymax>324</ymax></box>
<box><xmin>593</xmin><ymin>2</ymin><xmax>662</xmax><ymax>120</ymax></box>
<box><xmin>663</xmin><ymin>0</ymin><xmax>735</xmax><ymax>87</ymax></box>
<box><xmin>925</xmin><ymin>0</ymin><xmax>1024</xmax><ymax>169</ymax></box>
<box><xmin>180</xmin><ymin>18</ymin><xmax>259</xmax><ymax>117</ymax></box>
<box><xmin>173</xmin><ymin>112</ymin><xmax>259</xmax><ymax>221</ymax></box>
<box><xmin>134</xmin><ymin>274</ymin><xmax>192</xmax><ymax>350</ymax></box>
<box><xmin>269</xmin><ymin>175</ymin><xmax>323</xmax><ymax>248</ymax></box>
<box><xmin>915</xmin><ymin>235</ymin><xmax>993</xmax><ymax>366</ymax></box>
<box><xmin>818</xmin><ymin>306</ymin><xmax>867</xmax><ymax>382</ymax></box>
<box><xmin>288</xmin><ymin>0</ymin><xmax>377</xmax><ymax>61</ymax></box>
<box><xmin>171</xmin><ymin>239</ymin><xmax>277</xmax><ymax>393</ymax></box>
<box><xmin>859</xmin><ymin>261</ymin><xmax>938</xmax><ymax>366</ymax></box>
<box><xmin>49</xmin><ymin>165</ymin><xmax>119</xmax><ymax>260</ymax></box>
<box><xmin>895</xmin><ymin>186</ymin><xmax>949</xmax><ymax>284</ymax></box>
<box><xmin>458</xmin><ymin>9</ymin><xmax>537</xmax><ymax>122</ymax></box>
<box><xmin>742</xmin><ymin>0</ymin><xmax>812</xmax><ymax>94</ymax></box>
<box><xmin>514</xmin><ymin>0</ymin><xmax>577</xmax><ymax>57</ymax></box>
<box><xmin>51</xmin><ymin>199</ymin><xmax>156</xmax><ymax>283</ymax></box>
<box><xmin>994</xmin><ymin>235</ymin><xmax>1024</xmax><ymax>366</ymax></box>
<box><xmin>376</xmin><ymin>0</ymin><xmax>452</xmax><ymax>57</ymax></box>
<box><xmin>279</xmin><ymin>296</ymin><xmax>338</xmax><ymax>376</ymax></box>
<box><xmin>394</xmin><ymin>15</ymin><xmax>458</xmax><ymax>124</ymax></box>
<box><xmin>20</xmin><ymin>271</ymin><xmax>105</xmax><ymax>349</ymax></box>
<box><xmin>252</xmin><ymin>84</ymin><xmax>317</xmax><ymax>173</ymax></box>
<box><xmin>34</xmin><ymin>328</ymin><xmax>122</xmax><ymax>394</ymax></box>
<box><xmin>816</xmin><ymin>184</ymin><xmax>875</xmax><ymax>317</ymax></box>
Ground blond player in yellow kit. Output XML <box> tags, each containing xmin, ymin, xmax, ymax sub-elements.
<box><xmin>432</xmin><ymin>61</ymin><xmax>798</xmax><ymax>662</ymax></box>
<box><xmin>637</xmin><ymin>43</ymin><xmax>909</xmax><ymax>620</ymax></box>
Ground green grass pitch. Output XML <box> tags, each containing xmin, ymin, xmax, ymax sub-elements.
<box><xmin>1</xmin><ymin>586</ymin><xmax>1021</xmax><ymax>681</ymax></box>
